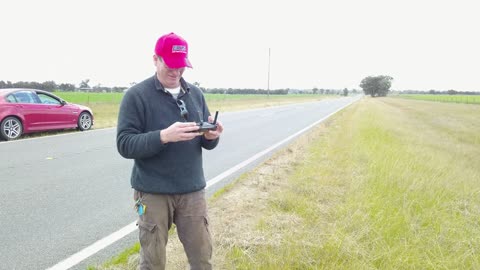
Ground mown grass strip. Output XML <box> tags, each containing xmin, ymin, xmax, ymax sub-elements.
<box><xmin>398</xmin><ymin>94</ymin><xmax>480</xmax><ymax>104</ymax></box>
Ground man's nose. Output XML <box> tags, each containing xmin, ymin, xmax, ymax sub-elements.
<box><xmin>169</xmin><ymin>68</ymin><xmax>181</xmax><ymax>74</ymax></box>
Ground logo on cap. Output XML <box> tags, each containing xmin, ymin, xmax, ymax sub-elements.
<box><xmin>172</xmin><ymin>45</ymin><xmax>187</xmax><ymax>54</ymax></box>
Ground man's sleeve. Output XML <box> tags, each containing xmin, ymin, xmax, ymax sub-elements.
<box><xmin>116</xmin><ymin>90</ymin><xmax>167</xmax><ymax>159</ymax></box>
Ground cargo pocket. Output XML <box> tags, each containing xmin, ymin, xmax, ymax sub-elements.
<box><xmin>137</xmin><ymin>220</ymin><xmax>162</xmax><ymax>266</ymax></box>
<box><xmin>204</xmin><ymin>216</ymin><xmax>210</xmax><ymax>234</ymax></box>
<box><xmin>204</xmin><ymin>216</ymin><xmax>213</xmax><ymax>257</ymax></box>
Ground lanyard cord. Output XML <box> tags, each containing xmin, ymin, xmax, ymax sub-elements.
<box><xmin>176</xmin><ymin>98</ymin><xmax>189</xmax><ymax>121</ymax></box>
<box><xmin>177</xmin><ymin>91</ymin><xmax>204</xmax><ymax>123</ymax></box>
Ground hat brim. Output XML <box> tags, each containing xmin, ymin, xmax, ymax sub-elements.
<box><xmin>163</xmin><ymin>56</ymin><xmax>193</xmax><ymax>69</ymax></box>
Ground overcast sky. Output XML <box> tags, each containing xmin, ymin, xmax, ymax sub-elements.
<box><xmin>1</xmin><ymin>0</ymin><xmax>479</xmax><ymax>91</ymax></box>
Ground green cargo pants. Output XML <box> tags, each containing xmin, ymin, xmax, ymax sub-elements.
<box><xmin>134</xmin><ymin>189</ymin><xmax>212</xmax><ymax>270</ymax></box>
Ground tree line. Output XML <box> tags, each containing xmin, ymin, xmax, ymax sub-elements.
<box><xmin>3</xmin><ymin>77</ymin><xmax>477</xmax><ymax>97</ymax></box>
<box><xmin>0</xmin><ymin>79</ymin><xmax>128</xmax><ymax>93</ymax></box>
<box><xmin>202</xmin><ymin>88</ymin><xmax>354</xmax><ymax>95</ymax></box>
<box><xmin>1</xmin><ymin>79</ymin><xmax>355</xmax><ymax>95</ymax></box>
<box><xmin>0</xmin><ymin>80</ymin><xmax>77</xmax><ymax>92</ymax></box>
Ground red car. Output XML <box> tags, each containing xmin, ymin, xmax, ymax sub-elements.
<box><xmin>0</xmin><ymin>88</ymin><xmax>94</xmax><ymax>140</ymax></box>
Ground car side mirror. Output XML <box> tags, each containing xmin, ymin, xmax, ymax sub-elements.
<box><xmin>60</xmin><ymin>100</ymin><xmax>66</xmax><ymax>106</ymax></box>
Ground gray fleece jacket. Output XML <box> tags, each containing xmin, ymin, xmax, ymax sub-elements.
<box><xmin>116</xmin><ymin>75</ymin><xmax>219</xmax><ymax>194</ymax></box>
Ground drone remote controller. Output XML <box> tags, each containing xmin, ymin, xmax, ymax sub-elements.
<box><xmin>197</xmin><ymin>111</ymin><xmax>218</xmax><ymax>132</ymax></box>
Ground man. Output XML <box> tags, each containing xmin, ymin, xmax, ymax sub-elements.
<box><xmin>117</xmin><ymin>32</ymin><xmax>223</xmax><ymax>270</ymax></box>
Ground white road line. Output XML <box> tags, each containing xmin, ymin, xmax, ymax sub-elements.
<box><xmin>46</xmin><ymin>222</ymin><xmax>137</xmax><ymax>270</ymax></box>
<box><xmin>0</xmin><ymin>127</ymin><xmax>115</xmax><ymax>144</ymax></box>
<box><xmin>206</xmin><ymin>101</ymin><xmax>350</xmax><ymax>189</ymax></box>
<box><xmin>46</xmin><ymin>99</ymin><xmax>357</xmax><ymax>270</ymax></box>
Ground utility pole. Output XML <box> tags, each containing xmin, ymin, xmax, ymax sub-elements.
<box><xmin>267</xmin><ymin>48</ymin><xmax>271</xmax><ymax>97</ymax></box>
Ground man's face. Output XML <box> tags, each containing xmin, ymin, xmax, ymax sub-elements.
<box><xmin>154</xmin><ymin>55</ymin><xmax>185</xmax><ymax>88</ymax></box>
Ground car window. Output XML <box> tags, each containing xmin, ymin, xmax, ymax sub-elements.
<box><xmin>37</xmin><ymin>93</ymin><xmax>61</xmax><ymax>105</ymax></box>
<box><xmin>12</xmin><ymin>91</ymin><xmax>37</xmax><ymax>104</ymax></box>
<box><xmin>6</xmin><ymin>94</ymin><xmax>17</xmax><ymax>103</ymax></box>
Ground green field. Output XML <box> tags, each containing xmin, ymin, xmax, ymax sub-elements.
<box><xmin>54</xmin><ymin>91</ymin><xmax>124</xmax><ymax>104</ymax></box>
<box><xmin>398</xmin><ymin>94</ymin><xmax>480</xmax><ymax>104</ymax></box>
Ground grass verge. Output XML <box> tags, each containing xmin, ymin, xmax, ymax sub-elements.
<box><xmin>221</xmin><ymin>97</ymin><xmax>480</xmax><ymax>269</ymax></box>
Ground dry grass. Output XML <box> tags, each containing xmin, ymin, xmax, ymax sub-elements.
<box><xmin>162</xmin><ymin>128</ymin><xmax>324</xmax><ymax>269</ymax></box>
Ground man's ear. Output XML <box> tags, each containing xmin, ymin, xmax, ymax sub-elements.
<box><xmin>153</xmin><ymin>55</ymin><xmax>159</xmax><ymax>66</ymax></box>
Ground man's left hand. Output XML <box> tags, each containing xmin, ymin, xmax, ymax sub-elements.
<box><xmin>203</xmin><ymin>115</ymin><xmax>223</xmax><ymax>140</ymax></box>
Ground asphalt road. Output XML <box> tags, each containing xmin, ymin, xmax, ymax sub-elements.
<box><xmin>0</xmin><ymin>96</ymin><xmax>359</xmax><ymax>269</ymax></box>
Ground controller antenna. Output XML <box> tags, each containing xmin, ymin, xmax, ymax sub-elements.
<box><xmin>213</xmin><ymin>111</ymin><xmax>219</xmax><ymax>124</ymax></box>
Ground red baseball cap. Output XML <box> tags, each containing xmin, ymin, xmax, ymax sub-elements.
<box><xmin>155</xmin><ymin>32</ymin><xmax>192</xmax><ymax>69</ymax></box>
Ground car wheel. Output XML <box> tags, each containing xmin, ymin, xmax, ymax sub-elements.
<box><xmin>0</xmin><ymin>116</ymin><xmax>23</xmax><ymax>140</ymax></box>
<box><xmin>78</xmin><ymin>112</ymin><xmax>93</xmax><ymax>131</ymax></box>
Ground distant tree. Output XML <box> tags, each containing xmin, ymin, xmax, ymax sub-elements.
<box><xmin>343</xmin><ymin>88</ymin><xmax>348</xmax><ymax>96</ymax></box>
<box><xmin>312</xmin><ymin>87</ymin><xmax>318</xmax><ymax>94</ymax></box>
<box><xmin>58</xmin><ymin>83</ymin><xmax>76</xmax><ymax>91</ymax></box>
<box><xmin>359</xmin><ymin>75</ymin><xmax>393</xmax><ymax>97</ymax></box>
<box><xmin>0</xmin><ymin>80</ymin><xmax>13</xmax><ymax>89</ymax></box>
<box><xmin>112</xmin><ymin>86</ymin><xmax>127</xmax><ymax>93</ymax></box>
<box><xmin>92</xmin><ymin>83</ymin><xmax>105</xmax><ymax>92</ymax></box>
<box><xmin>447</xmin><ymin>89</ymin><xmax>457</xmax><ymax>95</ymax></box>
<box><xmin>13</xmin><ymin>81</ymin><xmax>42</xmax><ymax>89</ymax></box>
<box><xmin>80</xmin><ymin>79</ymin><xmax>91</xmax><ymax>89</ymax></box>
<box><xmin>42</xmin><ymin>81</ymin><xmax>57</xmax><ymax>92</ymax></box>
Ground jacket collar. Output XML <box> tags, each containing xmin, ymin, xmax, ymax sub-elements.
<box><xmin>153</xmin><ymin>74</ymin><xmax>190</xmax><ymax>97</ymax></box>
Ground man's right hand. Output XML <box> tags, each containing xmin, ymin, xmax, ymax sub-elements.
<box><xmin>160</xmin><ymin>122</ymin><xmax>201</xmax><ymax>144</ymax></box>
